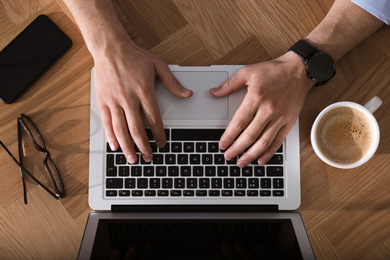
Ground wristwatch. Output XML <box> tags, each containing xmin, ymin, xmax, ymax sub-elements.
<box><xmin>288</xmin><ymin>39</ymin><xmax>335</xmax><ymax>86</ymax></box>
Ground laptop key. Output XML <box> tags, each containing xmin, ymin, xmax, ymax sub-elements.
<box><xmin>224</xmin><ymin>178</ymin><xmax>234</xmax><ymax>188</ymax></box>
<box><xmin>209</xmin><ymin>190</ymin><xmax>220</xmax><ymax>196</ymax></box>
<box><xmin>199</xmin><ymin>178</ymin><xmax>210</xmax><ymax>188</ymax></box>
<box><xmin>145</xmin><ymin>190</ymin><xmax>156</xmax><ymax>196</ymax></box>
<box><xmin>162</xmin><ymin>178</ymin><xmax>173</xmax><ymax>188</ymax></box>
<box><xmin>217</xmin><ymin>166</ymin><xmax>228</xmax><ymax>176</ymax></box>
<box><xmin>118</xmin><ymin>166</ymin><xmax>129</xmax><ymax>176</ymax></box>
<box><xmin>202</xmin><ymin>154</ymin><xmax>213</xmax><ymax>164</ymax></box>
<box><xmin>260</xmin><ymin>190</ymin><xmax>271</xmax><ymax>196</ymax></box>
<box><xmin>170</xmin><ymin>190</ymin><xmax>182</xmax><ymax>196</ymax></box>
<box><xmin>106</xmin><ymin>178</ymin><xmax>123</xmax><ymax>189</ymax></box>
<box><xmin>273</xmin><ymin>190</ymin><xmax>284</xmax><ymax>196</ymax></box>
<box><xmin>158</xmin><ymin>190</ymin><xmax>169</xmax><ymax>196</ymax></box>
<box><xmin>187</xmin><ymin>178</ymin><xmax>197</xmax><ymax>188</ymax></box>
<box><xmin>229</xmin><ymin>166</ymin><xmax>240</xmax><ymax>176</ymax></box>
<box><xmin>132</xmin><ymin>190</ymin><xmax>143</xmax><ymax>196</ymax></box>
<box><xmin>222</xmin><ymin>190</ymin><xmax>233</xmax><ymax>196</ymax></box>
<box><xmin>208</xmin><ymin>142</ymin><xmax>219</xmax><ymax>152</ymax></box>
<box><xmin>143</xmin><ymin>166</ymin><xmax>154</xmax><ymax>176</ymax></box>
<box><xmin>116</xmin><ymin>154</ymin><xmax>127</xmax><ymax>164</ymax></box>
<box><xmin>261</xmin><ymin>178</ymin><xmax>272</xmax><ymax>188</ymax></box>
<box><xmin>196</xmin><ymin>142</ymin><xmax>207</xmax><ymax>152</ymax></box>
<box><xmin>193</xmin><ymin>166</ymin><xmax>203</xmax><ymax>176</ymax></box>
<box><xmin>125</xmin><ymin>178</ymin><xmax>135</xmax><ymax>188</ymax></box>
<box><xmin>183</xmin><ymin>190</ymin><xmax>195</xmax><ymax>196</ymax></box>
<box><xmin>137</xmin><ymin>178</ymin><xmax>148</xmax><ymax>188</ymax></box>
<box><xmin>196</xmin><ymin>190</ymin><xmax>207</xmax><ymax>196</ymax></box>
<box><xmin>247</xmin><ymin>190</ymin><xmax>259</xmax><ymax>196</ymax></box>
<box><xmin>171</xmin><ymin>142</ymin><xmax>182</xmax><ymax>152</ymax></box>
<box><xmin>178</xmin><ymin>154</ymin><xmax>188</xmax><ymax>164</ymax></box>
<box><xmin>273</xmin><ymin>178</ymin><xmax>284</xmax><ymax>189</ymax></box>
<box><xmin>266</xmin><ymin>154</ymin><xmax>283</xmax><ymax>165</ymax></box>
<box><xmin>131</xmin><ymin>166</ymin><xmax>142</xmax><ymax>176</ymax></box>
<box><xmin>254</xmin><ymin>166</ymin><xmax>265</xmax><ymax>176</ymax></box>
<box><xmin>107</xmin><ymin>166</ymin><xmax>117</xmax><ymax>177</ymax></box>
<box><xmin>119</xmin><ymin>190</ymin><xmax>130</xmax><ymax>196</ymax></box>
<box><xmin>171</xmin><ymin>129</ymin><xmax>223</xmax><ymax>141</ymax></box>
<box><xmin>168</xmin><ymin>166</ymin><xmax>179</xmax><ymax>176</ymax></box>
<box><xmin>267</xmin><ymin>166</ymin><xmax>283</xmax><ymax>176</ymax></box>
<box><xmin>190</xmin><ymin>154</ymin><xmax>201</xmax><ymax>164</ymax></box>
<box><xmin>184</xmin><ymin>142</ymin><xmax>194</xmax><ymax>152</ymax></box>
<box><xmin>153</xmin><ymin>154</ymin><xmax>164</xmax><ymax>164</ymax></box>
<box><xmin>150</xmin><ymin>178</ymin><xmax>160</xmax><ymax>189</ymax></box>
<box><xmin>234</xmin><ymin>190</ymin><xmax>245</xmax><ymax>196</ymax></box>
<box><xmin>156</xmin><ymin>166</ymin><xmax>167</xmax><ymax>176</ymax></box>
<box><xmin>181</xmin><ymin>166</ymin><xmax>191</xmax><ymax>176</ymax></box>
<box><xmin>205</xmin><ymin>166</ymin><xmax>216</xmax><ymax>176</ymax></box>
<box><xmin>106</xmin><ymin>190</ymin><xmax>117</xmax><ymax>196</ymax></box>
<box><xmin>174</xmin><ymin>178</ymin><xmax>185</xmax><ymax>188</ymax></box>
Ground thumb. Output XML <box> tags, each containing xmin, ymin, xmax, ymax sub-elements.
<box><xmin>209</xmin><ymin>69</ymin><xmax>247</xmax><ymax>97</ymax></box>
<box><xmin>155</xmin><ymin>62</ymin><xmax>193</xmax><ymax>99</ymax></box>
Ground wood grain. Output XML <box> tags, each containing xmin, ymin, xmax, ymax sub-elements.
<box><xmin>0</xmin><ymin>0</ymin><xmax>389</xmax><ymax>259</ymax></box>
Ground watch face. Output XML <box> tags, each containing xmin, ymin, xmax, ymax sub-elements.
<box><xmin>306</xmin><ymin>52</ymin><xmax>335</xmax><ymax>84</ymax></box>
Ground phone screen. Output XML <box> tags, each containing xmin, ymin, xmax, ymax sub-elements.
<box><xmin>0</xmin><ymin>15</ymin><xmax>72</xmax><ymax>104</ymax></box>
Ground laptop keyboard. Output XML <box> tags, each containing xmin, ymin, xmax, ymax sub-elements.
<box><xmin>105</xmin><ymin>129</ymin><xmax>285</xmax><ymax>198</ymax></box>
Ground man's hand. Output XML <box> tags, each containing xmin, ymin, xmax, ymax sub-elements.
<box><xmin>210</xmin><ymin>52</ymin><xmax>314</xmax><ymax>167</ymax></box>
<box><xmin>94</xmin><ymin>43</ymin><xmax>192</xmax><ymax>163</ymax></box>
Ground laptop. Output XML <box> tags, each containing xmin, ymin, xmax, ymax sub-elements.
<box><xmin>89</xmin><ymin>65</ymin><xmax>301</xmax><ymax>210</ymax></box>
<box><xmin>80</xmin><ymin>65</ymin><xmax>315</xmax><ymax>259</ymax></box>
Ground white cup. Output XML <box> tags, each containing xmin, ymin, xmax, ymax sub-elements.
<box><xmin>311</xmin><ymin>96</ymin><xmax>382</xmax><ymax>169</ymax></box>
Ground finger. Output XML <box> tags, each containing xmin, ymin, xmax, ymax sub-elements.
<box><xmin>257</xmin><ymin>124</ymin><xmax>292</xmax><ymax>165</ymax></box>
<box><xmin>224</xmin><ymin>115</ymin><xmax>270</xmax><ymax>167</ymax></box>
<box><xmin>97</xmin><ymin>102</ymin><xmax>119</xmax><ymax>151</ymax></box>
<box><xmin>219</xmin><ymin>94</ymin><xmax>259</xmax><ymax>151</ymax></box>
<box><xmin>155</xmin><ymin>61</ymin><xmax>193</xmax><ymax>98</ymax></box>
<box><xmin>122</xmin><ymin>103</ymin><xmax>153</xmax><ymax>162</ymax></box>
<box><xmin>110</xmin><ymin>106</ymin><xmax>138</xmax><ymax>164</ymax></box>
<box><xmin>141</xmin><ymin>89</ymin><xmax>166</xmax><ymax>148</ymax></box>
<box><xmin>237</xmin><ymin>121</ymin><xmax>280</xmax><ymax>168</ymax></box>
<box><xmin>209</xmin><ymin>68</ymin><xmax>247</xmax><ymax>97</ymax></box>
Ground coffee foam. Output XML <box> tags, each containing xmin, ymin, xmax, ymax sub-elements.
<box><xmin>316</xmin><ymin>107</ymin><xmax>373</xmax><ymax>164</ymax></box>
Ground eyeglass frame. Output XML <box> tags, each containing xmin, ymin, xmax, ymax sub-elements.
<box><xmin>0</xmin><ymin>114</ymin><xmax>65</xmax><ymax>204</ymax></box>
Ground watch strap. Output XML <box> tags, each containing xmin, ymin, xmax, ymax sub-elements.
<box><xmin>288</xmin><ymin>39</ymin><xmax>317</xmax><ymax>60</ymax></box>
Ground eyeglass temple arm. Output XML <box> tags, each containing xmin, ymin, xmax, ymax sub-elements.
<box><xmin>0</xmin><ymin>141</ymin><xmax>60</xmax><ymax>200</ymax></box>
<box><xmin>17</xmin><ymin>119</ymin><xmax>28</xmax><ymax>204</ymax></box>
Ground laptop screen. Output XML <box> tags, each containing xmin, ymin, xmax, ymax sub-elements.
<box><xmin>89</xmin><ymin>218</ymin><xmax>303</xmax><ymax>260</ymax></box>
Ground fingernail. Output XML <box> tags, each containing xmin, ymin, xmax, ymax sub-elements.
<box><xmin>127</xmin><ymin>155</ymin><xmax>137</xmax><ymax>164</ymax></box>
<box><xmin>182</xmin><ymin>87</ymin><xmax>191</xmax><ymax>93</ymax></box>
<box><xmin>210</xmin><ymin>87</ymin><xmax>220</xmax><ymax>93</ymax></box>
<box><xmin>143</xmin><ymin>154</ymin><xmax>153</xmax><ymax>162</ymax></box>
<box><xmin>257</xmin><ymin>158</ymin><xmax>266</xmax><ymax>166</ymax></box>
<box><xmin>220</xmin><ymin>142</ymin><xmax>229</xmax><ymax>150</ymax></box>
<box><xmin>237</xmin><ymin>159</ymin><xmax>248</xmax><ymax>168</ymax></box>
<box><xmin>156</xmin><ymin>141</ymin><xmax>165</xmax><ymax>148</ymax></box>
<box><xmin>109</xmin><ymin>142</ymin><xmax>117</xmax><ymax>151</ymax></box>
<box><xmin>225</xmin><ymin>153</ymin><xmax>233</xmax><ymax>161</ymax></box>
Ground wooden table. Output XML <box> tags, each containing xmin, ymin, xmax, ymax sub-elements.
<box><xmin>1</xmin><ymin>0</ymin><xmax>389</xmax><ymax>259</ymax></box>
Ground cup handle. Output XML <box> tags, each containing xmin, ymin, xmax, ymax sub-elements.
<box><xmin>364</xmin><ymin>96</ymin><xmax>383</xmax><ymax>114</ymax></box>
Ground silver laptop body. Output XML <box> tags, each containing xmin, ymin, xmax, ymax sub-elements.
<box><xmin>89</xmin><ymin>65</ymin><xmax>301</xmax><ymax>211</ymax></box>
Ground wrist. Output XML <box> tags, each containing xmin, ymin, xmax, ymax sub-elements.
<box><xmin>277</xmin><ymin>52</ymin><xmax>317</xmax><ymax>91</ymax></box>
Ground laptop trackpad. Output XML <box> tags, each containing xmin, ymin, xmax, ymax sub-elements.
<box><xmin>159</xmin><ymin>71</ymin><xmax>229</xmax><ymax>120</ymax></box>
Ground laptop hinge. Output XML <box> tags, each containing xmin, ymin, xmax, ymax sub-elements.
<box><xmin>111</xmin><ymin>205</ymin><xmax>279</xmax><ymax>213</ymax></box>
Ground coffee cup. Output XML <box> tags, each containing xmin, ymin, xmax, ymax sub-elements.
<box><xmin>311</xmin><ymin>96</ymin><xmax>382</xmax><ymax>169</ymax></box>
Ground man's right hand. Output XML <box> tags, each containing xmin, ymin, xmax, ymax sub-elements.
<box><xmin>94</xmin><ymin>42</ymin><xmax>192</xmax><ymax>163</ymax></box>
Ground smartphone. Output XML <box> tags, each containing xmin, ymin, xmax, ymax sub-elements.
<box><xmin>0</xmin><ymin>15</ymin><xmax>72</xmax><ymax>104</ymax></box>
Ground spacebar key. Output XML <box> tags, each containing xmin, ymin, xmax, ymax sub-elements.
<box><xmin>172</xmin><ymin>129</ymin><xmax>225</xmax><ymax>141</ymax></box>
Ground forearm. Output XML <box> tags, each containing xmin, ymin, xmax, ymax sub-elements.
<box><xmin>305</xmin><ymin>0</ymin><xmax>384</xmax><ymax>62</ymax></box>
<box><xmin>61</xmin><ymin>0</ymin><xmax>134</xmax><ymax>58</ymax></box>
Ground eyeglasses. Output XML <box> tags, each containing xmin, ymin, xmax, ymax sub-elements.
<box><xmin>0</xmin><ymin>114</ymin><xmax>64</xmax><ymax>204</ymax></box>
